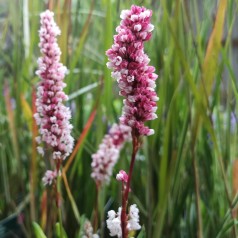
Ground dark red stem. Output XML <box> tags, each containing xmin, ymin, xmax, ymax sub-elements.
<box><xmin>53</xmin><ymin>181</ymin><xmax>60</xmax><ymax>208</ymax></box>
<box><xmin>121</xmin><ymin>130</ymin><xmax>140</xmax><ymax>238</ymax></box>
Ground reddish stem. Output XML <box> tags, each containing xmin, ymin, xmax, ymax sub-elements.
<box><xmin>53</xmin><ymin>181</ymin><xmax>60</xmax><ymax>208</ymax></box>
<box><xmin>121</xmin><ymin>130</ymin><xmax>140</xmax><ymax>238</ymax></box>
<box><xmin>56</xmin><ymin>159</ymin><xmax>61</xmax><ymax>173</ymax></box>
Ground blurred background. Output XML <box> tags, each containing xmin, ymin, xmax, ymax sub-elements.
<box><xmin>0</xmin><ymin>0</ymin><xmax>237</xmax><ymax>237</ymax></box>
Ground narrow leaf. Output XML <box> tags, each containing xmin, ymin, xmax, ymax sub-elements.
<box><xmin>32</xmin><ymin>222</ymin><xmax>47</xmax><ymax>238</ymax></box>
<box><xmin>202</xmin><ymin>0</ymin><xmax>227</xmax><ymax>96</ymax></box>
<box><xmin>68</xmin><ymin>82</ymin><xmax>99</xmax><ymax>101</ymax></box>
<box><xmin>64</xmin><ymin>106</ymin><xmax>97</xmax><ymax>172</ymax></box>
<box><xmin>20</xmin><ymin>94</ymin><xmax>32</xmax><ymax>130</ymax></box>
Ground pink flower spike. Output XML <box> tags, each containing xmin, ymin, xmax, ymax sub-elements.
<box><xmin>91</xmin><ymin>123</ymin><xmax>131</xmax><ymax>185</ymax></box>
<box><xmin>116</xmin><ymin>170</ymin><xmax>128</xmax><ymax>183</ymax></box>
<box><xmin>106</xmin><ymin>5</ymin><xmax>158</xmax><ymax>136</ymax></box>
<box><xmin>34</xmin><ymin>10</ymin><xmax>74</xmax><ymax>160</ymax></box>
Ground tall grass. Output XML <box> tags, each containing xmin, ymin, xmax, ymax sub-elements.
<box><xmin>0</xmin><ymin>0</ymin><xmax>238</xmax><ymax>237</ymax></box>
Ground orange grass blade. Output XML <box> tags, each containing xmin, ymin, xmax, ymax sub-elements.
<box><xmin>20</xmin><ymin>93</ymin><xmax>32</xmax><ymax>130</ymax></box>
<box><xmin>64</xmin><ymin>106</ymin><xmax>97</xmax><ymax>172</ymax></box>
<box><xmin>48</xmin><ymin>0</ymin><xmax>54</xmax><ymax>11</ymax></box>
<box><xmin>40</xmin><ymin>190</ymin><xmax>48</xmax><ymax>230</ymax></box>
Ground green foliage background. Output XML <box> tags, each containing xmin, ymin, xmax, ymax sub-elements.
<box><xmin>0</xmin><ymin>0</ymin><xmax>238</xmax><ymax>237</ymax></box>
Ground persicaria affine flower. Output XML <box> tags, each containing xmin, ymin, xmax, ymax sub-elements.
<box><xmin>42</xmin><ymin>170</ymin><xmax>58</xmax><ymax>186</ymax></box>
<box><xmin>116</xmin><ymin>170</ymin><xmax>128</xmax><ymax>183</ymax></box>
<box><xmin>34</xmin><ymin>10</ymin><xmax>74</xmax><ymax>161</ymax></box>
<box><xmin>107</xmin><ymin>208</ymin><xmax>122</xmax><ymax>237</ymax></box>
<box><xmin>91</xmin><ymin>124</ymin><xmax>131</xmax><ymax>186</ymax></box>
<box><xmin>106</xmin><ymin>5</ymin><xmax>159</xmax><ymax>136</ymax></box>
<box><xmin>127</xmin><ymin>204</ymin><xmax>141</xmax><ymax>231</ymax></box>
<box><xmin>106</xmin><ymin>204</ymin><xmax>141</xmax><ymax>237</ymax></box>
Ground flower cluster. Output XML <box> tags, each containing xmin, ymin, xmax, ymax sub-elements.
<box><xmin>91</xmin><ymin>124</ymin><xmax>131</xmax><ymax>186</ymax></box>
<box><xmin>116</xmin><ymin>170</ymin><xmax>128</xmax><ymax>183</ymax></box>
<box><xmin>107</xmin><ymin>208</ymin><xmax>122</xmax><ymax>237</ymax></box>
<box><xmin>34</xmin><ymin>10</ymin><xmax>74</xmax><ymax>160</ymax></box>
<box><xmin>106</xmin><ymin>5</ymin><xmax>158</xmax><ymax>136</ymax></box>
<box><xmin>106</xmin><ymin>204</ymin><xmax>141</xmax><ymax>237</ymax></box>
<box><xmin>42</xmin><ymin>170</ymin><xmax>58</xmax><ymax>186</ymax></box>
<box><xmin>127</xmin><ymin>204</ymin><xmax>141</xmax><ymax>231</ymax></box>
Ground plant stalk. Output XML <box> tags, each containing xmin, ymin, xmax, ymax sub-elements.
<box><xmin>193</xmin><ymin>155</ymin><xmax>203</xmax><ymax>238</ymax></box>
<box><xmin>56</xmin><ymin>173</ymin><xmax>63</xmax><ymax>238</ymax></box>
<box><xmin>121</xmin><ymin>131</ymin><xmax>140</xmax><ymax>238</ymax></box>
<box><xmin>93</xmin><ymin>184</ymin><xmax>99</xmax><ymax>232</ymax></box>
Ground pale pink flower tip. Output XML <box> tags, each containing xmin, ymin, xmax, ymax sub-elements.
<box><xmin>116</xmin><ymin>170</ymin><xmax>128</xmax><ymax>183</ymax></box>
<box><xmin>34</xmin><ymin>10</ymin><xmax>74</xmax><ymax>160</ymax></box>
<box><xmin>91</xmin><ymin>124</ymin><xmax>131</xmax><ymax>185</ymax></box>
<box><xmin>106</xmin><ymin>5</ymin><xmax>158</xmax><ymax>136</ymax></box>
<box><xmin>42</xmin><ymin>170</ymin><xmax>58</xmax><ymax>186</ymax></box>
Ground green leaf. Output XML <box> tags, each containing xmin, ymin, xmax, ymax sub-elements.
<box><xmin>32</xmin><ymin>222</ymin><xmax>47</xmax><ymax>238</ymax></box>
<box><xmin>55</xmin><ymin>222</ymin><xmax>68</xmax><ymax>238</ymax></box>
<box><xmin>202</xmin><ymin>0</ymin><xmax>227</xmax><ymax>96</ymax></box>
<box><xmin>68</xmin><ymin>82</ymin><xmax>99</xmax><ymax>101</ymax></box>
<box><xmin>137</xmin><ymin>226</ymin><xmax>146</xmax><ymax>238</ymax></box>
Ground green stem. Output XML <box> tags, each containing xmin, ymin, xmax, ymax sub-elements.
<box><xmin>192</xmin><ymin>155</ymin><xmax>203</xmax><ymax>238</ymax></box>
<box><xmin>93</xmin><ymin>184</ymin><xmax>99</xmax><ymax>232</ymax></box>
<box><xmin>57</xmin><ymin>175</ymin><xmax>63</xmax><ymax>238</ymax></box>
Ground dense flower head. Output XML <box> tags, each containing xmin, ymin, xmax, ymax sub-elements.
<box><xmin>127</xmin><ymin>204</ymin><xmax>141</xmax><ymax>231</ymax></box>
<box><xmin>34</xmin><ymin>10</ymin><xmax>74</xmax><ymax>160</ymax></box>
<box><xmin>106</xmin><ymin>204</ymin><xmax>141</xmax><ymax>237</ymax></box>
<box><xmin>91</xmin><ymin>124</ymin><xmax>131</xmax><ymax>185</ymax></box>
<box><xmin>116</xmin><ymin>170</ymin><xmax>128</xmax><ymax>183</ymax></box>
<box><xmin>42</xmin><ymin>170</ymin><xmax>58</xmax><ymax>186</ymax></box>
<box><xmin>107</xmin><ymin>208</ymin><xmax>122</xmax><ymax>237</ymax></box>
<box><xmin>106</xmin><ymin>5</ymin><xmax>159</xmax><ymax>136</ymax></box>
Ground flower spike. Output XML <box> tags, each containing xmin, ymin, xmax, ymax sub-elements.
<box><xmin>34</xmin><ymin>10</ymin><xmax>74</xmax><ymax>162</ymax></box>
<box><xmin>106</xmin><ymin>5</ymin><xmax>159</xmax><ymax>136</ymax></box>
